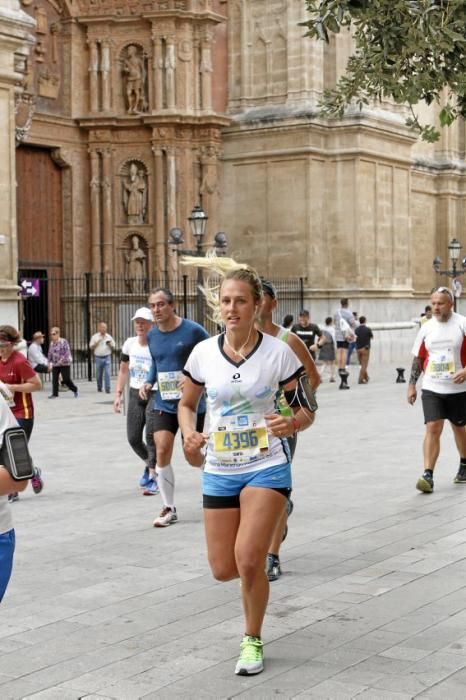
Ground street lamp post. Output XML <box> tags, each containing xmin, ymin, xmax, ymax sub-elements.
<box><xmin>432</xmin><ymin>238</ymin><xmax>466</xmax><ymax>312</ymax></box>
<box><xmin>169</xmin><ymin>204</ymin><xmax>227</xmax><ymax>324</ymax></box>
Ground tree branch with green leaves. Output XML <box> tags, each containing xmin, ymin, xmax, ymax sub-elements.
<box><xmin>301</xmin><ymin>0</ymin><xmax>466</xmax><ymax>142</ymax></box>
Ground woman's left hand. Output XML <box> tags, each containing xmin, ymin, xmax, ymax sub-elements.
<box><xmin>265</xmin><ymin>413</ymin><xmax>295</xmax><ymax>439</ymax></box>
<box><xmin>183</xmin><ymin>430</ymin><xmax>209</xmax><ymax>467</ymax></box>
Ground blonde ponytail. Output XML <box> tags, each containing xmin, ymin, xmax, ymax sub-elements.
<box><xmin>180</xmin><ymin>253</ymin><xmax>263</xmax><ymax>325</ymax></box>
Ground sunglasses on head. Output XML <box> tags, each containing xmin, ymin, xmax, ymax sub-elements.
<box><xmin>433</xmin><ymin>286</ymin><xmax>454</xmax><ymax>301</ymax></box>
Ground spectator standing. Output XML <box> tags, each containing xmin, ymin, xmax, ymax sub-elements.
<box><xmin>318</xmin><ymin>317</ymin><xmax>336</xmax><ymax>382</ymax></box>
<box><xmin>421</xmin><ymin>305</ymin><xmax>433</xmax><ymax>325</ymax></box>
<box><xmin>346</xmin><ymin>312</ymin><xmax>360</xmax><ymax>365</ymax></box>
<box><xmin>334</xmin><ymin>298</ymin><xmax>357</xmax><ymax>380</ymax></box>
<box><xmin>291</xmin><ymin>309</ymin><xmax>322</xmax><ymax>360</ymax></box>
<box><xmin>0</xmin><ymin>325</ymin><xmax>43</xmax><ymax>500</ymax></box>
<box><xmin>47</xmin><ymin>327</ymin><xmax>78</xmax><ymax>399</ymax></box>
<box><xmin>355</xmin><ymin>316</ymin><xmax>373</xmax><ymax>384</ymax></box>
<box><xmin>27</xmin><ymin>331</ymin><xmax>51</xmax><ymax>374</ymax></box>
<box><xmin>89</xmin><ymin>322</ymin><xmax>116</xmax><ymax>394</ymax></box>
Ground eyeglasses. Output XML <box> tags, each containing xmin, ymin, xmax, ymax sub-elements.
<box><xmin>51</xmin><ymin>331</ymin><xmax>58</xmax><ymax>335</ymax></box>
<box><xmin>0</xmin><ymin>341</ymin><xmax>12</xmax><ymax>348</ymax></box>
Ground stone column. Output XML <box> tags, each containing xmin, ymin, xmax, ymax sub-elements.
<box><xmin>88</xmin><ymin>39</ymin><xmax>99</xmax><ymax>112</ymax></box>
<box><xmin>200</xmin><ymin>29</ymin><xmax>213</xmax><ymax>111</ymax></box>
<box><xmin>101</xmin><ymin>148</ymin><xmax>113</xmax><ymax>274</ymax></box>
<box><xmin>166</xmin><ymin>145</ymin><xmax>178</xmax><ymax>280</ymax></box>
<box><xmin>165</xmin><ymin>37</ymin><xmax>176</xmax><ymax>110</ymax></box>
<box><xmin>152</xmin><ymin>144</ymin><xmax>165</xmax><ymax>275</ymax></box>
<box><xmin>89</xmin><ymin>149</ymin><xmax>101</xmax><ymax>274</ymax></box>
<box><xmin>152</xmin><ymin>34</ymin><xmax>163</xmax><ymax>110</ymax></box>
<box><xmin>101</xmin><ymin>39</ymin><xmax>111</xmax><ymax>112</ymax></box>
<box><xmin>0</xmin><ymin>1</ymin><xmax>35</xmax><ymax>326</ymax></box>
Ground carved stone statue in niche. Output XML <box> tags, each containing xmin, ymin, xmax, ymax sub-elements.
<box><xmin>122</xmin><ymin>45</ymin><xmax>147</xmax><ymax>114</ymax></box>
<box><xmin>200</xmin><ymin>145</ymin><xmax>219</xmax><ymax>196</ymax></box>
<box><xmin>125</xmin><ymin>234</ymin><xmax>147</xmax><ymax>292</ymax></box>
<box><xmin>122</xmin><ymin>162</ymin><xmax>147</xmax><ymax>225</ymax></box>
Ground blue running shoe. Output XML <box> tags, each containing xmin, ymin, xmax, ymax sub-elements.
<box><xmin>143</xmin><ymin>478</ymin><xmax>159</xmax><ymax>496</ymax></box>
<box><xmin>139</xmin><ymin>467</ymin><xmax>151</xmax><ymax>488</ymax></box>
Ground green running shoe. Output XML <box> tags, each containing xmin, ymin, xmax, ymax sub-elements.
<box><xmin>235</xmin><ymin>635</ymin><xmax>264</xmax><ymax>676</ymax></box>
<box><xmin>416</xmin><ymin>471</ymin><xmax>434</xmax><ymax>493</ymax></box>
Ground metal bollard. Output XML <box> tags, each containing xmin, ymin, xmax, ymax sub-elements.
<box><xmin>396</xmin><ymin>367</ymin><xmax>406</xmax><ymax>383</ymax></box>
<box><xmin>338</xmin><ymin>369</ymin><xmax>350</xmax><ymax>390</ymax></box>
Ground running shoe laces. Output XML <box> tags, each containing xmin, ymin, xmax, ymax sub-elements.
<box><xmin>235</xmin><ymin>635</ymin><xmax>264</xmax><ymax>676</ymax></box>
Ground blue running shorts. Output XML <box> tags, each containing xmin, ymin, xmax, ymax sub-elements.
<box><xmin>203</xmin><ymin>462</ymin><xmax>291</xmax><ymax>508</ymax></box>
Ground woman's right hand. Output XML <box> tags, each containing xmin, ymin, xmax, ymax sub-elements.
<box><xmin>183</xmin><ymin>431</ymin><xmax>208</xmax><ymax>467</ymax></box>
<box><xmin>113</xmin><ymin>395</ymin><xmax>122</xmax><ymax>413</ymax></box>
<box><xmin>139</xmin><ymin>383</ymin><xmax>151</xmax><ymax>401</ymax></box>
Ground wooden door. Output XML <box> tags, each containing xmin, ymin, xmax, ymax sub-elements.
<box><xmin>16</xmin><ymin>146</ymin><xmax>63</xmax><ymax>340</ymax></box>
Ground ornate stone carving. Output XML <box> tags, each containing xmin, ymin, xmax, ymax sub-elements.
<box><xmin>15</xmin><ymin>92</ymin><xmax>36</xmax><ymax>145</ymax></box>
<box><xmin>77</xmin><ymin>0</ymin><xmax>187</xmax><ymax>16</ymax></box>
<box><xmin>124</xmin><ymin>233</ymin><xmax>147</xmax><ymax>292</ymax></box>
<box><xmin>200</xmin><ymin>145</ymin><xmax>220</xmax><ymax>195</ymax></box>
<box><xmin>35</xmin><ymin>7</ymin><xmax>48</xmax><ymax>34</ymax></box>
<box><xmin>121</xmin><ymin>44</ymin><xmax>148</xmax><ymax>114</ymax></box>
<box><xmin>38</xmin><ymin>68</ymin><xmax>60</xmax><ymax>99</ymax></box>
<box><xmin>121</xmin><ymin>160</ymin><xmax>148</xmax><ymax>225</ymax></box>
<box><xmin>178</xmin><ymin>38</ymin><xmax>192</xmax><ymax>63</ymax></box>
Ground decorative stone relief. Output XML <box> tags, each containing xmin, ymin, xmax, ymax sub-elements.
<box><xmin>200</xmin><ymin>145</ymin><xmax>219</xmax><ymax>195</ymax></box>
<box><xmin>124</xmin><ymin>233</ymin><xmax>147</xmax><ymax>292</ymax></box>
<box><xmin>38</xmin><ymin>68</ymin><xmax>60</xmax><ymax>98</ymax></box>
<box><xmin>121</xmin><ymin>44</ymin><xmax>148</xmax><ymax>114</ymax></box>
<box><xmin>15</xmin><ymin>92</ymin><xmax>36</xmax><ymax>145</ymax></box>
<box><xmin>121</xmin><ymin>160</ymin><xmax>148</xmax><ymax>225</ymax></box>
<box><xmin>77</xmin><ymin>0</ymin><xmax>187</xmax><ymax>16</ymax></box>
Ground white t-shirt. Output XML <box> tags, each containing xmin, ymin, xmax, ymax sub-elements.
<box><xmin>184</xmin><ymin>332</ymin><xmax>302</xmax><ymax>475</ymax></box>
<box><xmin>412</xmin><ymin>312</ymin><xmax>466</xmax><ymax>394</ymax></box>
<box><xmin>0</xmin><ymin>394</ymin><xmax>18</xmax><ymax>534</ymax></box>
<box><xmin>89</xmin><ymin>332</ymin><xmax>115</xmax><ymax>357</ymax></box>
<box><xmin>121</xmin><ymin>337</ymin><xmax>152</xmax><ymax>389</ymax></box>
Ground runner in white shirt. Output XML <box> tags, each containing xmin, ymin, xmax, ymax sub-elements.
<box><xmin>113</xmin><ymin>308</ymin><xmax>157</xmax><ymax>494</ymax></box>
<box><xmin>408</xmin><ymin>287</ymin><xmax>466</xmax><ymax>493</ymax></box>
<box><xmin>178</xmin><ymin>257</ymin><xmax>315</xmax><ymax>677</ymax></box>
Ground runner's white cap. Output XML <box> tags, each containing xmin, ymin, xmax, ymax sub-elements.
<box><xmin>131</xmin><ymin>307</ymin><xmax>153</xmax><ymax>321</ymax></box>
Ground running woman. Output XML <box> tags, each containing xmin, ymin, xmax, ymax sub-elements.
<box><xmin>408</xmin><ymin>287</ymin><xmax>466</xmax><ymax>493</ymax></box>
<box><xmin>0</xmin><ymin>325</ymin><xmax>43</xmax><ymax>501</ymax></box>
<box><xmin>178</xmin><ymin>257</ymin><xmax>315</xmax><ymax>676</ymax></box>
<box><xmin>113</xmin><ymin>307</ymin><xmax>158</xmax><ymax>494</ymax></box>
<box><xmin>139</xmin><ymin>288</ymin><xmax>209</xmax><ymax>527</ymax></box>
<box><xmin>257</xmin><ymin>278</ymin><xmax>320</xmax><ymax>581</ymax></box>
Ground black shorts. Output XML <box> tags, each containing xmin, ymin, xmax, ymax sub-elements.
<box><xmin>421</xmin><ymin>390</ymin><xmax>466</xmax><ymax>427</ymax></box>
<box><xmin>149</xmin><ymin>410</ymin><xmax>205</xmax><ymax>435</ymax></box>
<box><xmin>336</xmin><ymin>341</ymin><xmax>349</xmax><ymax>349</ymax></box>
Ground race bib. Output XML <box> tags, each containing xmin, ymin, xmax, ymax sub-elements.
<box><xmin>212</xmin><ymin>413</ymin><xmax>269</xmax><ymax>466</ymax></box>
<box><xmin>158</xmin><ymin>371</ymin><xmax>182</xmax><ymax>400</ymax></box>
<box><xmin>426</xmin><ymin>348</ymin><xmax>455</xmax><ymax>380</ymax></box>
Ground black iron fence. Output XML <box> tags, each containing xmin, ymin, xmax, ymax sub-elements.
<box><xmin>18</xmin><ymin>273</ymin><xmax>305</xmax><ymax>380</ymax></box>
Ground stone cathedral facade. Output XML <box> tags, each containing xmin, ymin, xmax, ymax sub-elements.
<box><xmin>2</xmin><ymin>0</ymin><xmax>466</xmax><ymax>326</ymax></box>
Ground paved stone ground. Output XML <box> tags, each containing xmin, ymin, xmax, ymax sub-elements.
<box><xmin>2</xmin><ymin>363</ymin><xmax>466</xmax><ymax>699</ymax></box>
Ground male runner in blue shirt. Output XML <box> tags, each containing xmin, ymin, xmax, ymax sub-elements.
<box><xmin>140</xmin><ymin>288</ymin><xmax>208</xmax><ymax>526</ymax></box>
